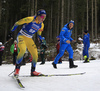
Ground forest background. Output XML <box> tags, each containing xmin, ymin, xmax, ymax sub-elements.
<box><xmin>0</xmin><ymin>0</ymin><xmax>100</xmax><ymax>62</ymax></box>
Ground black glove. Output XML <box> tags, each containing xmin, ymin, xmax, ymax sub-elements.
<box><xmin>6</xmin><ymin>32</ymin><xmax>12</xmax><ymax>41</ymax></box>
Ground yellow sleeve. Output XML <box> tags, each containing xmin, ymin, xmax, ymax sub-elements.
<box><xmin>37</xmin><ymin>23</ymin><xmax>44</xmax><ymax>36</ymax></box>
<box><xmin>15</xmin><ymin>16</ymin><xmax>34</xmax><ymax>25</ymax></box>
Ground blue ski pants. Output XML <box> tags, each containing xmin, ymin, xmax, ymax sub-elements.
<box><xmin>83</xmin><ymin>45</ymin><xmax>89</xmax><ymax>58</ymax></box>
<box><xmin>54</xmin><ymin>43</ymin><xmax>73</xmax><ymax>64</ymax></box>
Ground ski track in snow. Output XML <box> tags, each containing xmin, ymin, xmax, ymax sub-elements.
<box><xmin>0</xmin><ymin>60</ymin><xmax>100</xmax><ymax>91</ymax></box>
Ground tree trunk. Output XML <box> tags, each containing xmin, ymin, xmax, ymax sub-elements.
<box><xmin>50</xmin><ymin>3</ymin><xmax>53</xmax><ymax>42</ymax></box>
<box><xmin>95</xmin><ymin>0</ymin><xmax>97</xmax><ymax>39</ymax></box>
<box><xmin>30</xmin><ymin>0</ymin><xmax>34</xmax><ymax>15</ymax></box>
<box><xmin>57</xmin><ymin>0</ymin><xmax>60</xmax><ymax>36</ymax></box>
<box><xmin>67</xmin><ymin>0</ymin><xmax>70</xmax><ymax>22</ymax></box>
<box><xmin>61</xmin><ymin>0</ymin><xmax>64</xmax><ymax>28</ymax></box>
<box><xmin>92</xmin><ymin>0</ymin><xmax>94</xmax><ymax>40</ymax></box>
<box><xmin>71</xmin><ymin>0</ymin><xmax>75</xmax><ymax>39</ymax></box>
<box><xmin>75</xmin><ymin>20</ymin><xmax>77</xmax><ymax>41</ymax></box>
<box><xmin>4</xmin><ymin>2</ymin><xmax>9</xmax><ymax>43</ymax></box>
<box><xmin>71</xmin><ymin>0</ymin><xmax>74</xmax><ymax>20</ymax></box>
<box><xmin>87</xmin><ymin>0</ymin><xmax>89</xmax><ymax>31</ymax></box>
<box><xmin>35</xmin><ymin>0</ymin><xmax>37</xmax><ymax>14</ymax></box>
<box><xmin>47</xmin><ymin>14</ymin><xmax>50</xmax><ymax>43</ymax></box>
<box><xmin>28</xmin><ymin>0</ymin><xmax>31</xmax><ymax>16</ymax></box>
<box><xmin>0</xmin><ymin>0</ymin><xmax>2</xmax><ymax>23</ymax></box>
<box><xmin>47</xmin><ymin>10</ymin><xmax>51</xmax><ymax>43</ymax></box>
<box><xmin>82</xmin><ymin>17</ymin><xmax>84</xmax><ymax>38</ymax></box>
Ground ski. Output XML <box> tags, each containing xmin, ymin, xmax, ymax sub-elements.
<box><xmin>19</xmin><ymin>72</ymin><xmax>86</xmax><ymax>77</ymax></box>
<box><xmin>12</xmin><ymin>76</ymin><xmax>25</xmax><ymax>88</ymax></box>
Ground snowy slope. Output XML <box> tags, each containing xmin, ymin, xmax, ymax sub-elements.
<box><xmin>0</xmin><ymin>60</ymin><xmax>100</xmax><ymax>91</ymax></box>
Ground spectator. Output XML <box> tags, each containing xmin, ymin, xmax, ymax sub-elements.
<box><xmin>52</xmin><ymin>20</ymin><xmax>78</xmax><ymax>69</ymax></box>
<box><xmin>83</xmin><ymin>30</ymin><xmax>90</xmax><ymax>63</ymax></box>
<box><xmin>10</xmin><ymin>40</ymin><xmax>19</xmax><ymax>65</ymax></box>
<box><xmin>0</xmin><ymin>42</ymin><xmax>5</xmax><ymax>66</ymax></box>
<box><xmin>56</xmin><ymin>36</ymin><xmax>62</xmax><ymax>63</ymax></box>
<box><xmin>40</xmin><ymin>37</ymin><xmax>46</xmax><ymax>65</ymax></box>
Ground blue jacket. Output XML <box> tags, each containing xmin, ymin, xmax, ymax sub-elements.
<box><xmin>59</xmin><ymin>23</ymin><xmax>73</xmax><ymax>44</ymax></box>
<box><xmin>83</xmin><ymin>33</ymin><xmax>90</xmax><ymax>47</ymax></box>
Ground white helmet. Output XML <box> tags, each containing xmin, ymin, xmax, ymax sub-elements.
<box><xmin>0</xmin><ymin>42</ymin><xmax>2</xmax><ymax>45</ymax></box>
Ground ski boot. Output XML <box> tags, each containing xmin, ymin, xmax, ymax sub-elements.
<box><xmin>31</xmin><ymin>66</ymin><xmax>42</xmax><ymax>76</ymax></box>
<box><xmin>69</xmin><ymin>59</ymin><xmax>78</xmax><ymax>68</ymax></box>
<box><xmin>31</xmin><ymin>71</ymin><xmax>42</xmax><ymax>76</ymax></box>
<box><xmin>14</xmin><ymin>64</ymin><xmax>20</xmax><ymax>77</ymax></box>
<box><xmin>83</xmin><ymin>58</ymin><xmax>90</xmax><ymax>63</ymax></box>
<box><xmin>14</xmin><ymin>69</ymin><xmax>20</xmax><ymax>77</ymax></box>
<box><xmin>83</xmin><ymin>55</ymin><xmax>89</xmax><ymax>63</ymax></box>
<box><xmin>52</xmin><ymin>62</ymin><xmax>57</xmax><ymax>69</ymax></box>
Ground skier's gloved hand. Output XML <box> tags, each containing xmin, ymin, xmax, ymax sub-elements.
<box><xmin>6</xmin><ymin>32</ymin><xmax>13</xmax><ymax>41</ymax></box>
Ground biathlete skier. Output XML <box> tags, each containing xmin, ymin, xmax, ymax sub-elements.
<box><xmin>7</xmin><ymin>9</ymin><xmax>46</xmax><ymax>76</ymax></box>
<box><xmin>52</xmin><ymin>20</ymin><xmax>78</xmax><ymax>69</ymax></box>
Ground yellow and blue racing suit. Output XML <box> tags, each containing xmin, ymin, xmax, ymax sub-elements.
<box><xmin>11</xmin><ymin>16</ymin><xmax>44</xmax><ymax>71</ymax></box>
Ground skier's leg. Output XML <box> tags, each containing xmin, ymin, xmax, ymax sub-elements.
<box><xmin>40</xmin><ymin>54</ymin><xmax>45</xmax><ymax>64</ymax></box>
<box><xmin>83</xmin><ymin>47</ymin><xmax>89</xmax><ymax>63</ymax></box>
<box><xmin>13</xmin><ymin>53</ymin><xmax>16</xmax><ymax>65</ymax></box>
<box><xmin>83</xmin><ymin>47</ymin><xmax>85</xmax><ymax>57</ymax></box>
<box><xmin>14</xmin><ymin>35</ymin><xmax>26</xmax><ymax>76</ymax></box>
<box><xmin>54</xmin><ymin>44</ymin><xmax>67</xmax><ymax>64</ymax></box>
<box><xmin>66</xmin><ymin>44</ymin><xmax>78</xmax><ymax>68</ymax></box>
<box><xmin>66</xmin><ymin>44</ymin><xmax>73</xmax><ymax>59</ymax></box>
<box><xmin>87</xmin><ymin>47</ymin><xmax>89</xmax><ymax>62</ymax></box>
<box><xmin>25</xmin><ymin>37</ymin><xmax>40</xmax><ymax>76</ymax></box>
<box><xmin>86</xmin><ymin>47</ymin><xmax>89</xmax><ymax>58</ymax></box>
<box><xmin>16</xmin><ymin>36</ymin><xmax>26</xmax><ymax>64</ymax></box>
<box><xmin>41</xmin><ymin>54</ymin><xmax>43</xmax><ymax>63</ymax></box>
<box><xmin>83</xmin><ymin>47</ymin><xmax>87</xmax><ymax>60</ymax></box>
<box><xmin>52</xmin><ymin>44</ymin><xmax>67</xmax><ymax>69</ymax></box>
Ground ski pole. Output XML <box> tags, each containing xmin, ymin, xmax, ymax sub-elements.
<box><xmin>3</xmin><ymin>37</ymin><xmax>13</xmax><ymax>46</ymax></box>
<box><xmin>8</xmin><ymin>70</ymin><xmax>15</xmax><ymax>76</ymax></box>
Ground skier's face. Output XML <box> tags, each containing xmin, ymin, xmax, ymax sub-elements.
<box><xmin>69</xmin><ymin>23</ymin><xmax>74</xmax><ymax>29</ymax></box>
<box><xmin>14</xmin><ymin>42</ymin><xmax>17</xmax><ymax>44</ymax></box>
<box><xmin>57</xmin><ymin>38</ymin><xmax>60</xmax><ymax>41</ymax></box>
<box><xmin>38</xmin><ymin>14</ymin><xmax>46</xmax><ymax>23</ymax></box>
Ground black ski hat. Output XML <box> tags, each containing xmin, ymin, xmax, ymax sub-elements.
<box><xmin>84</xmin><ymin>30</ymin><xmax>88</xmax><ymax>33</ymax></box>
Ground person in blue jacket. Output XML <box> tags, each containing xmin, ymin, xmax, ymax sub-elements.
<box><xmin>83</xmin><ymin>30</ymin><xmax>90</xmax><ymax>63</ymax></box>
<box><xmin>52</xmin><ymin>20</ymin><xmax>78</xmax><ymax>69</ymax></box>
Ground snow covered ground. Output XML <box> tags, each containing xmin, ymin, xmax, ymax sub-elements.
<box><xmin>0</xmin><ymin>60</ymin><xmax>100</xmax><ymax>91</ymax></box>
<box><xmin>0</xmin><ymin>43</ymin><xmax>100</xmax><ymax>91</ymax></box>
